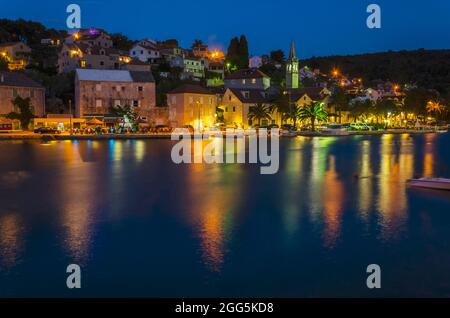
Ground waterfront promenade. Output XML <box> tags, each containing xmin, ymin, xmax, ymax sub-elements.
<box><xmin>0</xmin><ymin>129</ymin><xmax>444</xmax><ymax>141</ymax></box>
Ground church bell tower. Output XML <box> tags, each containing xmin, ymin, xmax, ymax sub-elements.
<box><xmin>286</xmin><ymin>41</ymin><xmax>299</xmax><ymax>89</ymax></box>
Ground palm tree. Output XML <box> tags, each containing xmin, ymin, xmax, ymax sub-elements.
<box><xmin>426</xmin><ymin>100</ymin><xmax>446</xmax><ymax>120</ymax></box>
<box><xmin>109</xmin><ymin>104</ymin><xmax>139</xmax><ymax>129</ymax></box>
<box><xmin>298</xmin><ymin>102</ymin><xmax>328</xmax><ymax>132</ymax></box>
<box><xmin>5</xmin><ymin>96</ymin><xmax>36</xmax><ymax>130</ymax></box>
<box><xmin>282</xmin><ymin>105</ymin><xmax>301</xmax><ymax>128</ymax></box>
<box><xmin>248</xmin><ymin>103</ymin><xmax>272</xmax><ymax>126</ymax></box>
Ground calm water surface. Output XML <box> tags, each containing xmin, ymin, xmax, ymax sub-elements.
<box><xmin>0</xmin><ymin>133</ymin><xmax>450</xmax><ymax>297</ymax></box>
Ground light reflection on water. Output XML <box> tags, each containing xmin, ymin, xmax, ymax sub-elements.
<box><xmin>0</xmin><ymin>133</ymin><xmax>450</xmax><ymax>297</ymax></box>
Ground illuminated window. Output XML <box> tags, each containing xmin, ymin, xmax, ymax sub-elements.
<box><xmin>96</xmin><ymin>84</ymin><xmax>102</xmax><ymax>91</ymax></box>
<box><xmin>80</xmin><ymin>60</ymin><xmax>86</xmax><ymax>68</ymax></box>
<box><xmin>95</xmin><ymin>99</ymin><xmax>103</xmax><ymax>108</ymax></box>
<box><xmin>252</xmin><ymin>79</ymin><xmax>256</xmax><ymax>84</ymax></box>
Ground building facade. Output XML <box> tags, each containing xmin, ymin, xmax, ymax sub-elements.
<box><xmin>167</xmin><ymin>84</ymin><xmax>217</xmax><ymax>129</ymax></box>
<box><xmin>130</xmin><ymin>39</ymin><xmax>161</xmax><ymax>64</ymax></box>
<box><xmin>220</xmin><ymin>88</ymin><xmax>274</xmax><ymax>128</ymax></box>
<box><xmin>75</xmin><ymin>69</ymin><xmax>156</xmax><ymax>122</ymax></box>
<box><xmin>0</xmin><ymin>71</ymin><xmax>45</xmax><ymax>119</ymax></box>
<box><xmin>249</xmin><ymin>56</ymin><xmax>263</xmax><ymax>69</ymax></box>
<box><xmin>0</xmin><ymin>42</ymin><xmax>32</xmax><ymax>71</ymax></box>
<box><xmin>65</xmin><ymin>28</ymin><xmax>113</xmax><ymax>48</ymax></box>
<box><xmin>224</xmin><ymin>68</ymin><xmax>271</xmax><ymax>90</ymax></box>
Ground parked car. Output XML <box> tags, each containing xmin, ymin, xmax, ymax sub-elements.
<box><xmin>281</xmin><ymin>124</ymin><xmax>297</xmax><ymax>131</ymax></box>
<box><xmin>156</xmin><ymin>125</ymin><xmax>173</xmax><ymax>133</ymax></box>
<box><xmin>34</xmin><ymin>127</ymin><xmax>60</xmax><ymax>134</ymax></box>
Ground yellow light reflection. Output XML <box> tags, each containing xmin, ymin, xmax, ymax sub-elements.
<box><xmin>323</xmin><ymin>156</ymin><xmax>344</xmax><ymax>248</ymax></box>
<box><xmin>377</xmin><ymin>134</ymin><xmax>413</xmax><ymax>240</ymax></box>
<box><xmin>0</xmin><ymin>214</ymin><xmax>23</xmax><ymax>269</ymax></box>
<box><xmin>59</xmin><ymin>141</ymin><xmax>96</xmax><ymax>263</ymax></box>
<box><xmin>358</xmin><ymin>140</ymin><xmax>372</xmax><ymax>221</ymax></box>
<box><xmin>282</xmin><ymin>137</ymin><xmax>305</xmax><ymax>235</ymax></box>
<box><xmin>186</xmin><ymin>149</ymin><xmax>242</xmax><ymax>272</ymax></box>
<box><xmin>423</xmin><ymin>133</ymin><xmax>436</xmax><ymax>178</ymax></box>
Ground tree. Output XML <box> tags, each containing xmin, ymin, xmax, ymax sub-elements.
<box><xmin>273</xmin><ymin>93</ymin><xmax>291</xmax><ymax>119</ymax></box>
<box><xmin>404</xmin><ymin>87</ymin><xmax>438</xmax><ymax>116</ymax></box>
<box><xmin>238</xmin><ymin>35</ymin><xmax>249</xmax><ymax>69</ymax></box>
<box><xmin>270</xmin><ymin>50</ymin><xmax>285</xmax><ymax>63</ymax></box>
<box><xmin>248</xmin><ymin>103</ymin><xmax>272</xmax><ymax>126</ymax></box>
<box><xmin>192</xmin><ymin>39</ymin><xmax>204</xmax><ymax>49</ymax></box>
<box><xmin>426</xmin><ymin>100</ymin><xmax>446</xmax><ymax>120</ymax></box>
<box><xmin>5</xmin><ymin>96</ymin><xmax>36</xmax><ymax>130</ymax></box>
<box><xmin>225</xmin><ymin>35</ymin><xmax>250</xmax><ymax>71</ymax></box>
<box><xmin>329</xmin><ymin>86</ymin><xmax>349</xmax><ymax>123</ymax></box>
<box><xmin>110</xmin><ymin>33</ymin><xmax>134</xmax><ymax>51</ymax></box>
<box><xmin>225</xmin><ymin>37</ymin><xmax>240</xmax><ymax>72</ymax></box>
<box><xmin>282</xmin><ymin>105</ymin><xmax>302</xmax><ymax>128</ymax></box>
<box><xmin>349</xmin><ymin>99</ymin><xmax>374</xmax><ymax>122</ymax></box>
<box><xmin>374</xmin><ymin>98</ymin><xmax>401</xmax><ymax>119</ymax></box>
<box><xmin>0</xmin><ymin>55</ymin><xmax>8</xmax><ymax>71</ymax></box>
<box><xmin>298</xmin><ymin>102</ymin><xmax>328</xmax><ymax>131</ymax></box>
<box><xmin>109</xmin><ymin>104</ymin><xmax>139</xmax><ymax>129</ymax></box>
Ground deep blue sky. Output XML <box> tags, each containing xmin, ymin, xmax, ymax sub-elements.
<box><xmin>1</xmin><ymin>0</ymin><xmax>449</xmax><ymax>58</ymax></box>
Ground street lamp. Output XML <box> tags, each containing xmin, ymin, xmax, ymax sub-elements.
<box><xmin>69</xmin><ymin>99</ymin><xmax>73</xmax><ymax>136</ymax></box>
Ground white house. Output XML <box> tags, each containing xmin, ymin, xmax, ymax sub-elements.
<box><xmin>249</xmin><ymin>56</ymin><xmax>262</xmax><ymax>69</ymax></box>
<box><xmin>130</xmin><ymin>39</ymin><xmax>160</xmax><ymax>64</ymax></box>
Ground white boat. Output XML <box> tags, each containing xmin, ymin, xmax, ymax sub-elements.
<box><xmin>407</xmin><ymin>178</ymin><xmax>450</xmax><ymax>191</ymax></box>
<box><xmin>321</xmin><ymin>124</ymin><xmax>350</xmax><ymax>136</ymax></box>
<box><xmin>280</xmin><ymin>129</ymin><xmax>297</xmax><ymax>137</ymax></box>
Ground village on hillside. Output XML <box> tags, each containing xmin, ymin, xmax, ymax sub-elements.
<box><xmin>0</xmin><ymin>21</ymin><xmax>448</xmax><ymax>135</ymax></box>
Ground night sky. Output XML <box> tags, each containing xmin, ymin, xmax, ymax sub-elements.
<box><xmin>1</xmin><ymin>0</ymin><xmax>450</xmax><ymax>58</ymax></box>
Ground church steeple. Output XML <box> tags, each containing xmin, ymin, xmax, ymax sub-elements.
<box><xmin>288</xmin><ymin>41</ymin><xmax>297</xmax><ymax>60</ymax></box>
<box><xmin>286</xmin><ymin>41</ymin><xmax>299</xmax><ymax>89</ymax></box>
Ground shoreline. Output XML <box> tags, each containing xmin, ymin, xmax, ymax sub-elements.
<box><xmin>0</xmin><ymin>129</ymin><xmax>445</xmax><ymax>141</ymax></box>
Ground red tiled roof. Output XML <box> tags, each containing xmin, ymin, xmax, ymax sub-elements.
<box><xmin>168</xmin><ymin>84</ymin><xmax>214</xmax><ymax>95</ymax></box>
<box><xmin>225</xmin><ymin>68</ymin><xmax>270</xmax><ymax>80</ymax></box>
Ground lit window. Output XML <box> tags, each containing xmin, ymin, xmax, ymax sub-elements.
<box><xmin>96</xmin><ymin>84</ymin><xmax>102</xmax><ymax>92</ymax></box>
<box><xmin>95</xmin><ymin>99</ymin><xmax>103</xmax><ymax>108</ymax></box>
<box><xmin>252</xmin><ymin>79</ymin><xmax>256</xmax><ymax>84</ymax></box>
